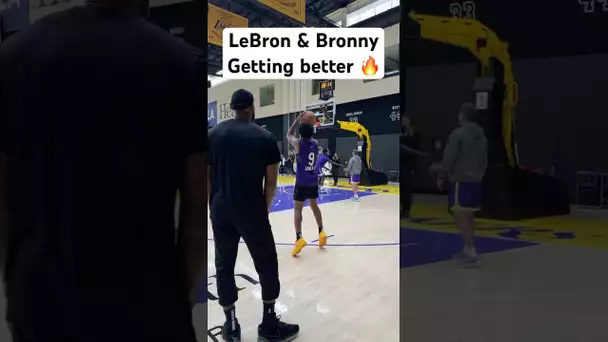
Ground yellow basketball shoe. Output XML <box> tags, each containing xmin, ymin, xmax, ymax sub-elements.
<box><xmin>318</xmin><ymin>231</ymin><xmax>328</xmax><ymax>248</ymax></box>
<box><xmin>292</xmin><ymin>238</ymin><xmax>307</xmax><ymax>256</ymax></box>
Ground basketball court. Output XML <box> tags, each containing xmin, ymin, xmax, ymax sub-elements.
<box><xmin>204</xmin><ymin>176</ymin><xmax>400</xmax><ymax>341</ymax></box>
<box><xmin>401</xmin><ymin>195</ymin><xmax>608</xmax><ymax>341</ymax></box>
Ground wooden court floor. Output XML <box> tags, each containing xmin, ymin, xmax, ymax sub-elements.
<box><xmin>1</xmin><ymin>181</ymin><xmax>604</xmax><ymax>341</ymax></box>
<box><xmin>401</xmin><ymin>194</ymin><xmax>608</xmax><ymax>342</ymax></box>
<box><xmin>206</xmin><ymin>178</ymin><xmax>400</xmax><ymax>341</ymax></box>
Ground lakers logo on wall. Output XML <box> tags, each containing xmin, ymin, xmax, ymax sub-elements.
<box><xmin>208</xmin><ymin>4</ymin><xmax>248</xmax><ymax>46</ymax></box>
<box><xmin>257</xmin><ymin>0</ymin><xmax>306</xmax><ymax>24</ymax></box>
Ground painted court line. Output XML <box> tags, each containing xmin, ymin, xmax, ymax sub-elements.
<box><xmin>311</xmin><ymin>234</ymin><xmax>335</xmax><ymax>242</ymax></box>
<box><xmin>207</xmin><ymin>235</ymin><xmax>400</xmax><ymax>247</ymax></box>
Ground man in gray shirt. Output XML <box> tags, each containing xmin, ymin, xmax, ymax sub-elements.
<box><xmin>438</xmin><ymin>103</ymin><xmax>488</xmax><ymax>267</ymax></box>
<box><xmin>345</xmin><ymin>149</ymin><xmax>363</xmax><ymax>201</ymax></box>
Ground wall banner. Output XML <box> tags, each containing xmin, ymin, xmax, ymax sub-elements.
<box><xmin>208</xmin><ymin>3</ymin><xmax>248</xmax><ymax>46</ymax></box>
<box><xmin>208</xmin><ymin>101</ymin><xmax>218</xmax><ymax>128</ymax></box>
<box><xmin>257</xmin><ymin>0</ymin><xmax>305</xmax><ymax>24</ymax></box>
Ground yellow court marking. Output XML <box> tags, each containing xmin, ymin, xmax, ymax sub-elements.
<box><xmin>404</xmin><ymin>204</ymin><xmax>608</xmax><ymax>249</ymax></box>
<box><xmin>278</xmin><ymin>175</ymin><xmax>399</xmax><ymax>194</ymax></box>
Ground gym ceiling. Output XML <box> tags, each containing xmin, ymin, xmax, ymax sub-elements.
<box><xmin>207</xmin><ymin>0</ymin><xmax>401</xmax><ymax>76</ymax></box>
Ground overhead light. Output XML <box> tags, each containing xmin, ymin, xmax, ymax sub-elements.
<box><xmin>344</xmin><ymin>0</ymin><xmax>398</xmax><ymax>27</ymax></box>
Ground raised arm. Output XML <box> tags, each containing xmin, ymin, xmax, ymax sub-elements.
<box><xmin>286</xmin><ymin>112</ymin><xmax>303</xmax><ymax>153</ymax></box>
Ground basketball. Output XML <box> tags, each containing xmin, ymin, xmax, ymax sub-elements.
<box><xmin>301</xmin><ymin>111</ymin><xmax>316</xmax><ymax>125</ymax></box>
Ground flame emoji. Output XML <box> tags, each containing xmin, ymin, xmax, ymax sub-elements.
<box><xmin>362</xmin><ymin>56</ymin><xmax>379</xmax><ymax>76</ymax></box>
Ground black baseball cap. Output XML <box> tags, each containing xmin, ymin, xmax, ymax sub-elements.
<box><xmin>230</xmin><ymin>89</ymin><xmax>254</xmax><ymax>110</ymax></box>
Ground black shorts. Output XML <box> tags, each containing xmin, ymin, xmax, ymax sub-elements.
<box><xmin>293</xmin><ymin>184</ymin><xmax>319</xmax><ymax>202</ymax></box>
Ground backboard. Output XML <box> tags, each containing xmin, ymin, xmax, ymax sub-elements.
<box><xmin>305</xmin><ymin>100</ymin><xmax>336</xmax><ymax>127</ymax></box>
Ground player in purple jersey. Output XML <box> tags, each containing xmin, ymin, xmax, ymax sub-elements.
<box><xmin>286</xmin><ymin>112</ymin><xmax>328</xmax><ymax>256</ymax></box>
<box><xmin>317</xmin><ymin>148</ymin><xmax>340</xmax><ymax>188</ymax></box>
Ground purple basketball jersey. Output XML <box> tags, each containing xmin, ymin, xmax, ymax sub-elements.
<box><xmin>296</xmin><ymin>139</ymin><xmax>319</xmax><ymax>186</ymax></box>
<box><xmin>316</xmin><ymin>154</ymin><xmax>330</xmax><ymax>174</ymax></box>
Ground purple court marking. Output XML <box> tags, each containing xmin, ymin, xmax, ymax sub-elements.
<box><xmin>207</xmin><ymin>186</ymin><xmax>381</xmax><ymax>246</ymax></box>
<box><xmin>401</xmin><ymin>227</ymin><xmax>537</xmax><ymax>268</ymax></box>
<box><xmin>269</xmin><ymin>185</ymin><xmax>375</xmax><ymax>212</ymax></box>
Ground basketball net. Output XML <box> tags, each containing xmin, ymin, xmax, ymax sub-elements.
<box><xmin>313</xmin><ymin>121</ymin><xmax>321</xmax><ymax>133</ymax></box>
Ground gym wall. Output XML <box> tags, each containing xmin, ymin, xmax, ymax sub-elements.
<box><xmin>407</xmin><ymin>0</ymin><xmax>608</xmax><ymax>196</ymax></box>
<box><xmin>252</xmin><ymin>94</ymin><xmax>400</xmax><ymax>174</ymax></box>
<box><xmin>208</xmin><ymin>76</ymin><xmax>399</xmax><ymax>121</ymax></box>
<box><xmin>406</xmin><ymin>0</ymin><xmax>608</xmax><ymax>60</ymax></box>
<box><xmin>207</xmin><ymin>23</ymin><xmax>400</xmax><ymax>121</ymax></box>
<box><xmin>404</xmin><ymin>63</ymin><xmax>475</xmax><ymax>191</ymax></box>
<box><xmin>510</xmin><ymin>54</ymin><xmax>608</xmax><ymax>198</ymax></box>
<box><xmin>406</xmin><ymin>55</ymin><xmax>608</xmax><ymax>197</ymax></box>
<box><xmin>316</xmin><ymin>94</ymin><xmax>400</xmax><ymax>174</ymax></box>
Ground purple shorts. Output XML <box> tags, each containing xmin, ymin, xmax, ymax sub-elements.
<box><xmin>449</xmin><ymin>181</ymin><xmax>482</xmax><ymax>211</ymax></box>
<box><xmin>350</xmin><ymin>174</ymin><xmax>360</xmax><ymax>183</ymax></box>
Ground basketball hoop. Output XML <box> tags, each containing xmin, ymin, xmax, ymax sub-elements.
<box><xmin>313</xmin><ymin>121</ymin><xmax>321</xmax><ymax>132</ymax></box>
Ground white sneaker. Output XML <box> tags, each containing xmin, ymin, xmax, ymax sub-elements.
<box><xmin>453</xmin><ymin>251</ymin><xmax>482</xmax><ymax>268</ymax></box>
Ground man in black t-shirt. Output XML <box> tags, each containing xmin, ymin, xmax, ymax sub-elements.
<box><xmin>208</xmin><ymin>89</ymin><xmax>299</xmax><ymax>342</ymax></box>
<box><xmin>0</xmin><ymin>1</ymin><xmax>207</xmax><ymax>341</ymax></box>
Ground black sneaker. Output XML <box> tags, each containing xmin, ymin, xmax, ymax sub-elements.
<box><xmin>257</xmin><ymin>315</ymin><xmax>299</xmax><ymax>342</ymax></box>
<box><xmin>222</xmin><ymin>319</ymin><xmax>241</xmax><ymax>342</ymax></box>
